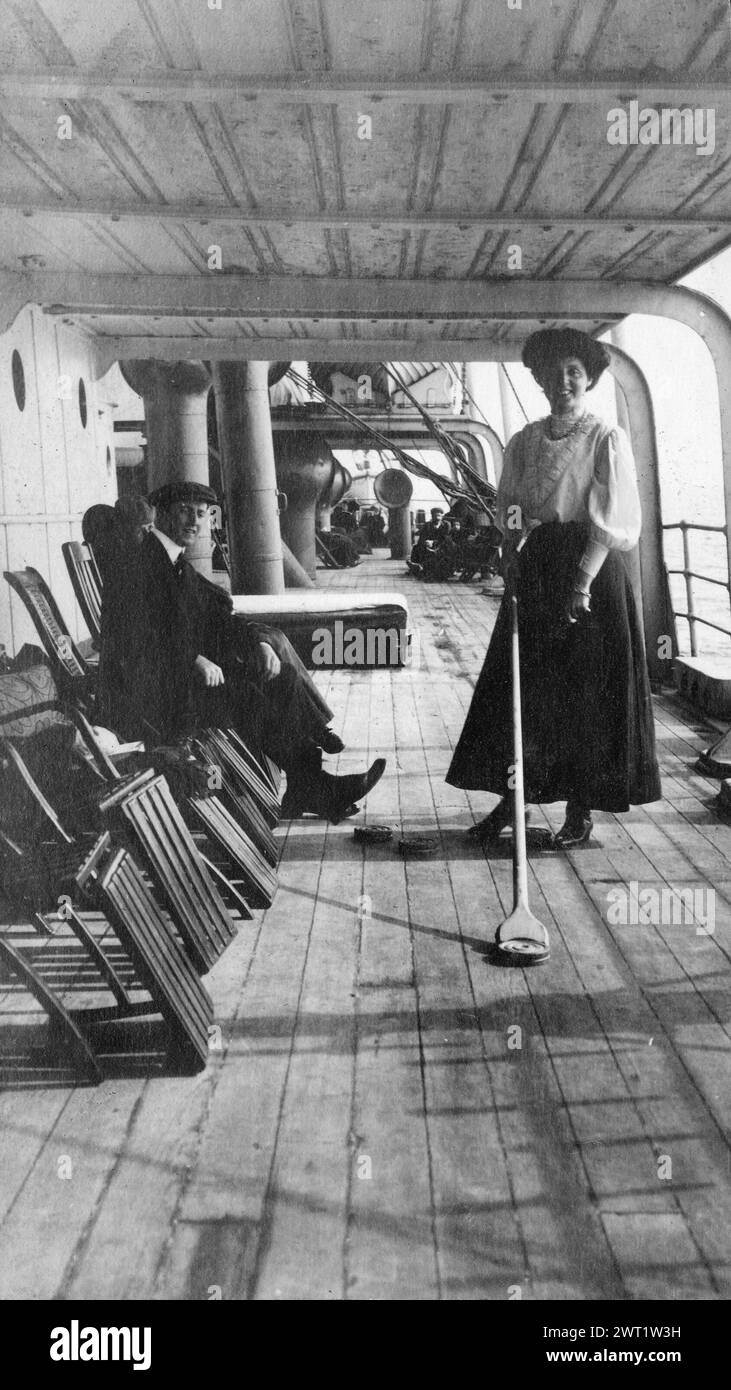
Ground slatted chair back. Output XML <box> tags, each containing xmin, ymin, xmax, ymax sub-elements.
<box><xmin>199</xmin><ymin>727</ymin><xmax>281</xmax><ymax>827</ymax></box>
<box><xmin>62</xmin><ymin>541</ymin><xmax>103</xmax><ymax>646</ymax></box>
<box><xmin>1</xmin><ymin>725</ymin><xmax>241</xmax><ymax>975</ymax></box>
<box><xmin>0</xmin><ymin>737</ymin><xmax>75</xmax><ymax>847</ymax></box>
<box><xmin>0</xmin><ymin>934</ymin><xmax>102</xmax><ymax>1083</ymax></box>
<box><xmin>76</xmin><ymin>833</ymin><xmax>213</xmax><ymax>1072</ymax></box>
<box><xmin>195</xmin><ymin>733</ymin><xmax>278</xmax><ymax>865</ymax></box>
<box><xmin>67</xmin><ymin>712</ymin><xmax>267</xmax><ymax>923</ymax></box>
<box><xmin>98</xmin><ymin>768</ymin><xmax>237</xmax><ymax>973</ymax></box>
<box><xmin>4</xmin><ymin>567</ymin><xmax>91</xmax><ymax>698</ymax></box>
<box><xmin>189</xmin><ymin>795</ymin><xmax>277</xmax><ymax>909</ymax></box>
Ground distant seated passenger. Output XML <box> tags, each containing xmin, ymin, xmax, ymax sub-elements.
<box><xmin>363</xmin><ymin>508</ymin><xmax>387</xmax><ymax>547</ymax></box>
<box><xmin>407</xmin><ymin>507</ymin><xmax>447</xmax><ymax>574</ymax></box>
<box><xmin>98</xmin><ymin>481</ymin><xmax>385</xmax><ymax>823</ymax></box>
<box><xmin>422</xmin><ymin>520</ymin><xmax>462</xmax><ymax>581</ymax></box>
<box><xmin>331</xmin><ymin>500</ymin><xmax>359</xmax><ymax>533</ymax></box>
<box><xmin>317</xmin><ymin>529</ymin><xmax>361</xmax><ymax>568</ymax></box>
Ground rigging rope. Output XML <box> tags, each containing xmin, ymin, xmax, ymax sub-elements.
<box><xmin>284</xmin><ymin>366</ymin><xmax>496</xmax><ymax>517</ymax></box>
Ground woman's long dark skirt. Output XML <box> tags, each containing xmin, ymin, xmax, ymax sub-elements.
<box><xmin>446</xmin><ymin>522</ymin><xmax>661</xmax><ymax>811</ymax></box>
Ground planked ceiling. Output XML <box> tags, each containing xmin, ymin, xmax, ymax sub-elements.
<box><xmin>0</xmin><ymin>0</ymin><xmax>729</xmax><ymax>360</ymax></box>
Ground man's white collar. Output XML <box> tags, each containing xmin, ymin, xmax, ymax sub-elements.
<box><xmin>150</xmin><ymin>526</ymin><xmax>184</xmax><ymax>565</ymax></box>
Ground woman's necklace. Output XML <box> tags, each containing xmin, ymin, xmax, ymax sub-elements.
<box><xmin>546</xmin><ymin>409</ymin><xmax>586</xmax><ymax>441</ymax></box>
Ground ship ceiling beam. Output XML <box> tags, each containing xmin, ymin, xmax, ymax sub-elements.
<box><xmin>0</xmin><ymin>70</ymin><xmax>729</xmax><ymax>106</ymax></box>
<box><xmin>0</xmin><ymin>272</ymin><xmax>721</xmax><ymax>326</ymax></box>
<box><xmin>90</xmin><ymin>338</ymin><xmax>612</xmax><ymax>367</ymax></box>
<box><xmin>5</xmin><ymin>203</ymin><xmax>729</xmax><ymax>237</ymax></box>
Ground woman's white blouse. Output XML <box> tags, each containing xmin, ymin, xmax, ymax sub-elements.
<box><xmin>496</xmin><ymin>413</ymin><xmax>641</xmax><ymax>552</ymax></box>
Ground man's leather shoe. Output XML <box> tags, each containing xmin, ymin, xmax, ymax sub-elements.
<box><xmin>281</xmin><ymin>760</ymin><xmax>386</xmax><ymax>823</ymax></box>
<box><xmin>319</xmin><ymin>728</ymin><xmax>345</xmax><ymax>754</ymax></box>
<box><xmin>320</xmin><ymin>758</ymin><xmax>387</xmax><ymax>824</ymax></box>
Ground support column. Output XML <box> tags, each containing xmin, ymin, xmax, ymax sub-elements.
<box><xmin>607</xmin><ymin>335</ymin><xmax>671</xmax><ymax>683</ymax></box>
<box><xmin>211</xmin><ymin>360</ymin><xmax>284</xmax><ymax>595</ymax></box>
<box><xmin>389</xmin><ymin>505</ymin><xmax>412</xmax><ymax>560</ymax></box>
<box><xmin>121</xmin><ymin>359</ymin><xmax>213</xmax><ymax>574</ymax></box>
<box><xmin>274</xmin><ymin>432</ymin><xmax>335</xmax><ymax>581</ymax></box>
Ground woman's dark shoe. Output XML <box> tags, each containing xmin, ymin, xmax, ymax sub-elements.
<box><xmin>467</xmin><ymin>797</ymin><xmax>532</xmax><ymax>843</ymax></box>
<box><xmin>554</xmin><ymin>805</ymin><xmax>593</xmax><ymax>849</ymax></box>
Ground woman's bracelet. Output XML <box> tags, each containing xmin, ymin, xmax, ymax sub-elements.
<box><xmin>573</xmin><ymin>583</ymin><xmax>591</xmax><ymax>596</ymax></box>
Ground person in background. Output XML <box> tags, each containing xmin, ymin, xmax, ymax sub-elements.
<box><xmin>406</xmin><ymin>507</ymin><xmax>446</xmax><ymax>574</ymax></box>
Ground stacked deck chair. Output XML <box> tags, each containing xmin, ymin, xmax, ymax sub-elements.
<box><xmin>1</xmin><ymin>717</ymin><xmax>243</xmax><ymax>973</ymax></box>
<box><xmin>61</xmin><ymin>541</ymin><xmax>103</xmax><ymax>648</ymax></box>
<box><xmin>72</xmin><ymin>711</ymin><xmax>278</xmax><ymax>913</ymax></box>
<box><xmin>0</xmin><ymin>735</ymin><xmax>213</xmax><ymax>1079</ymax></box>
<box><xmin>3</xmin><ymin>565</ymin><xmax>281</xmax><ymax>909</ymax></box>
<box><xmin>4</xmin><ymin>567</ymin><xmax>96</xmax><ymax>712</ymax></box>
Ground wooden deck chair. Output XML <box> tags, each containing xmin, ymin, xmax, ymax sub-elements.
<box><xmin>1</xmin><ymin>729</ymin><xmax>244</xmax><ymax>974</ymax></box>
<box><xmin>0</xmin><ymin>735</ymin><xmax>85</xmax><ymax>915</ymax></box>
<box><xmin>98</xmin><ymin>768</ymin><xmax>243</xmax><ymax>973</ymax></box>
<box><xmin>187</xmin><ymin>795</ymin><xmax>277</xmax><ymax>909</ymax></box>
<box><xmin>61</xmin><ymin>541</ymin><xmax>103</xmax><ymax>647</ymax></box>
<box><xmin>68</xmin><ymin>708</ymin><xmax>275</xmax><ymax>919</ymax></box>
<box><xmin>0</xmin><ymin>739</ymin><xmax>212</xmax><ymax>1073</ymax></box>
<box><xmin>0</xmin><ymin>933</ymin><xmax>102</xmax><ymax>1084</ymax></box>
<box><xmin>3</xmin><ymin>567</ymin><xmax>94</xmax><ymax>705</ymax></box>
<box><xmin>75</xmin><ymin>833</ymin><xmax>213</xmax><ymax>1072</ymax></box>
<box><xmin>197</xmin><ymin>726</ymin><xmax>281</xmax><ymax>827</ymax></box>
<box><xmin>194</xmin><ymin>733</ymin><xmax>279</xmax><ymax>864</ymax></box>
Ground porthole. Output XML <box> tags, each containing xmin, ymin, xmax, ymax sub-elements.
<box><xmin>78</xmin><ymin>377</ymin><xmax>88</xmax><ymax>428</ymax></box>
<box><xmin>11</xmin><ymin>349</ymin><xmax>25</xmax><ymax>411</ymax></box>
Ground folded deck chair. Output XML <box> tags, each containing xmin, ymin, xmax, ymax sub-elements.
<box><xmin>1</xmin><ymin>729</ymin><xmax>244</xmax><ymax>973</ymax></box>
<box><xmin>74</xmin><ymin>833</ymin><xmax>213</xmax><ymax>1073</ymax></box>
<box><xmin>0</xmin><ymin>932</ymin><xmax>102</xmax><ymax>1084</ymax></box>
<box><xmin>4</xmin><ymin>568</ymin><xmax>95</xmax><ymax>709</ymax></box>
<box><xmin>194</xmin><ymin>732</ymin><xmax>279</xmax><ymax>863</ymax></box>
<box><xmin>61</xmin><ymin>541</ymin><xmax>103</xmax><ymax>647</ymax></box>
<box><xmin>97</xmin><ymin>768</ymin><xmax>243</xmax><ymax>973</ymax></box>
<box><xmin>70</xmin><ymin>709</ymin><xmax>277</xmax><ymax>915</ymax></box>
<box><xmin>196</xmin><ymin>726</ymin><xmax>281</xmax><ymax>828</ymax></box>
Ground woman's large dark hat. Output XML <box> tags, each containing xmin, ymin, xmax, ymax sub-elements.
<box><xmin>522</xmin><ymin>328</ymin><xmax>611</xmax><ymax>388</ymax></box>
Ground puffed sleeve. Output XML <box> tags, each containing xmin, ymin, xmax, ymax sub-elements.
<box><xmin>587</xmin><ymin>425</ymin><xmax>641</xmax><ymax>551</ymax></box>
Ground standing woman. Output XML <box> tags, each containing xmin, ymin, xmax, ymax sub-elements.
<box><xmin>446</xmin><ymin>328</ymin><xmax>661</xmax><ymax>847</ymax></box>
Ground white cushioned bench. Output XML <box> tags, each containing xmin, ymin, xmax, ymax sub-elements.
<box><xmin>231</xmin><ymin>591</ymin><xmax>411</xmax><ymax>669</ymax></box>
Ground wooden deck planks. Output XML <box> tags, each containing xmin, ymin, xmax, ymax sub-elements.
<box><xmin>2</xmin><ymin>558</ymin><xmax>731</xmax><ymax>1299</ymax></box>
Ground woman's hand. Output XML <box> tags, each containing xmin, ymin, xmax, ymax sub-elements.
<box><xmin>194</xmin><ymin>654</ymin><xmax>225</xmax><ymax>687</ymax></box>
<box><xmin>500</xmin><ymin>547</ymin><xmax>521</xmax><ymax>592</ymax></box>
<box><xmin>257</xmin><ymin>641</ymin><xmax>281</xmax><ymax>681</ymax></box>
<box><xmin>565</xmin><ymin>587</ymin><xmax>591</xmax><ymax>623</ymax></box>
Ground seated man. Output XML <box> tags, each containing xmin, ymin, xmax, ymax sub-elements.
<box><xmin>406</xmin><ymin>507</ymin><xmax>446</xmax><ymax>574</ymax></box>
<box><xmin>98</xmin><ymin>481</ymin><xmax>385</xmax><ymax>823</ymax></box>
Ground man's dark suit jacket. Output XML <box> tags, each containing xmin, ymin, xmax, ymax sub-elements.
<box><xmin>99</xmin><ymin>531</ymin><xmax>332</xmax><ymax>749</ymax></box>
<box><xmin>99</xmin><ymin>531</ymin><xmax>268</xmax><ymax>743</ymax></box>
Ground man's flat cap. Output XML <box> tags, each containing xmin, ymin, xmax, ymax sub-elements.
<box><xmin>148</xmin><ymin>480</ymin><xmax>218</xmax><ymax>509</ymax></box>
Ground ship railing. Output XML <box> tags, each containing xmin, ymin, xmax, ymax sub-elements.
<box><xmin>662</xmin><ymin>520</ymin><xmax>731</xmax><ymax>657</ymax></box>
